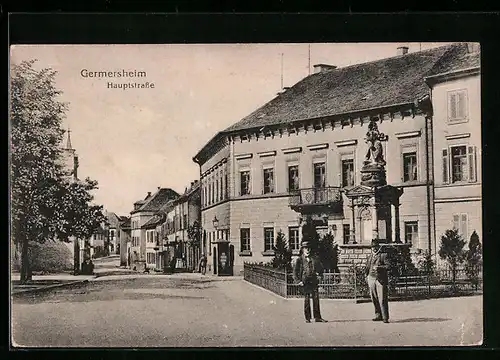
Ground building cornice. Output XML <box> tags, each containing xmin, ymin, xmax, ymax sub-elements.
<box><xmin>425</xmin><ymin>67</ymin><xmax>480</xmax><ymax>86</ymax></box>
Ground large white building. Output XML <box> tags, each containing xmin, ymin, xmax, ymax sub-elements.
<box><xmin>192</xmin><ymin>43</ymin><xmax>481</xmax><ymax>275</ymax></box>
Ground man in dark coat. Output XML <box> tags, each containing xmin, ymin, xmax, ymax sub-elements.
<box><xmin>365</xmin><ymin>238</ymin><xmax>390</xmax><ymax>323</ymax></box>
<box><xmin>293</xmin><ymin>241</ymin><xmax>328</xmax><ymax>323</ymax></box>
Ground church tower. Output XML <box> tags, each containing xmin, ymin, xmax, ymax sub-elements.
<box><xmin>62</xmin><ymin>127</ymin><xmax>79</xmax><ymax>181</ymax></box>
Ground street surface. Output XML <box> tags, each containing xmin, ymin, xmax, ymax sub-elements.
<box><xmin>12</xmin><ymin>273</ymin><xmax>482</xmax><ymax>347</ymax></box>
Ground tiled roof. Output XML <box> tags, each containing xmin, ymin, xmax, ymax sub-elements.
<box><xmin>119</xmin><ymin>217</ymin><xmax>131</xmax><ymax>229</ymax></box>
<box><xmin>141</xmin><ymin>214</ymin><xmax>163</xmax><ymax>229</ymax></box>
<box><xmin>224</xmin><ymin>44</ymin><xmax>454</xmax><ymax>133</ymax></box>
<box><xmin>426</xmin><ymin>43</ymin><xmax>480</xmax><ymax>77</ymax></box>
<box><xmin>135</xmin><ymin>188</ymin><xmax>180</xmax><ymax>213</ymax></box>
<box><xmin>106</xmin><ymin>212</ymin><xmax>122</xmax><ymax>227</ymax></box>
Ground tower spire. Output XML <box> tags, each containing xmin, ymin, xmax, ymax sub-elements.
<box><xmin>66</xmin><ymin>127</ymin><xmax>73</xmax><ymax>150</ymax></box>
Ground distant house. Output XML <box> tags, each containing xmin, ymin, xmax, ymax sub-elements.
<box><xmin>118</xmin><ymin>216</ymin><xmax>131</xmax><ymax>267</ymax></box>
<box><xmin>153</xmin><ymin>180</ymin><xmax>201</xmax><ymax>272</ymax></box>
<box><xmin>129</xmin><ymin>187</ymin><xmax>179</xmax><ymax>269</ymax></box>
<box><xmin>106</xmin><ymin>212</ymin><xmax>123</xmax><ymax>254</ymax></box>
<box><xmin>87</xmin><ymin>219</ymin><xmax>109</xmax><ymax>259</ymax></box>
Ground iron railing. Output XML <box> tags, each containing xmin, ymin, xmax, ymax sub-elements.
<box><xmin>243</xmin><ymin>263</ymin><xmax>483</xmax><ymax>301</ymax></box>
<box><xmin>288</xmin><ymin>186</ymin><xmax>342</xmax><ymax>207</ymax></box>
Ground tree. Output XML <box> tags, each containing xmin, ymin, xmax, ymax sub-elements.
<box><xmin>438</xmin><ymin>228</ymin><xmax>466</xmax><ymax>290</ymax></box>
<box><xmin>318</xmin><ymin>232</ymin><xmax>340</xmax><ymax>273</ymax></box>
<box><xmin>465</xmin><ymin>231</ymin><xmax>482</xmax><ymax>288</ymax></box>
<box><xmin>385</xmin><ymin>244</ymin><xmax>418</xmax><ymax>293</ymax></box>
<box><xmin>271</xmin><ymin>230</ymin><xmax>292</xmax><ymax>272</ymax></box>
<box><xmin>187</xmin><ymin>220</ymin><xmax>202</xmax><ymax>248</ymax></box>
<box><xmin>301</xmin><ymin>215</ymin><xmax>320</xmax><ymax>255</ymax></box>
<box><xmin>10</xmin><ymin>59</ymin><xmax>104</xmax><ymax>283</ymax></box>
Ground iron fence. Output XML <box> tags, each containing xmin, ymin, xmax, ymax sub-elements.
<box><xmin>288</xmin><ymin>187</ymin><xmax>342</xmax><ymax>207</ymax></box>
<box><xmin>243</xmin><ymin>263</ymin><xmax>482</xmax><ymax>301</ymax></box>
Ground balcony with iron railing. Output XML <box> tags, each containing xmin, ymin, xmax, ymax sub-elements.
<box><xmin>288</xmin><ymin>186</ymin><xmax>343</xmax><ymax>214</ymax></box>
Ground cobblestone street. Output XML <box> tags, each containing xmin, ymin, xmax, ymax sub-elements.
<box><xmin>11</xmin><ymin>274</ymin><xmax>482</xmax><ymax>347</ymax></box>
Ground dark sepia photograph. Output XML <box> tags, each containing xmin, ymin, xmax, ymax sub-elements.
<box><xmin>9</xmin><ymin>42</ymin><xmax>482</xmax><ymax>347</ymax></box>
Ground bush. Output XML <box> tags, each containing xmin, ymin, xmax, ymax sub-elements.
<box><xmin>414</xmin><ymin>250</ymin><xmax>436</xmax><ymax>276</ymax></box>
<box><xmin>438</xmin><ymin>229</ymin><xmax>466</xmax><ymax>288</ymax></box>
<box><xmin>345</xmin><ymin>264</ymin><xmax>368</xmax><ymax>297</ymax></box>
<box><xmin>27</xmin><ymin>241</ymin><xmax>73</xmax><ymax>273</ymax></box>
<box><xmin>319</xmin><ymin>232</ymin><xmax>340</xmax><ymax>273</ymax></box>
<box><xmin>271</xmin><ymin>230</ymin><xmax>292</xmax><ymax>272</ymax></box>
<box><xmin>384</xmin><ymin>245</ymin><xmax>418</xmax><ymax>292</ymax></box>
<box><xmin>465</xmin><ymin>231</ymin><xmax>482</xmax><ymax>287</ymax></box>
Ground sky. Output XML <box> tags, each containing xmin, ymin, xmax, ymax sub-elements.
<box><xmin>10</xmin><ymin>42</ymin><xmax>452</xmax><ymax>216</ymax></box>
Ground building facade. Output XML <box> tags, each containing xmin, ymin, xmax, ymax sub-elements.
<box><xmin>425</xmin><ymin>43</ymin><xmax>481</xmax><ymax>252</ymax></box>
<box><xmin>129</xmin><ymin>188</ymin><xmax>179</xmax><ymax>269</ymax></box>
<box><xmin>193</xmin><ymin>43</ymin><xmax>481</xmax><ymax>274</ymax></box>
<box><xmin>152</xmin><ymin>181</ymin><xmax>201</xmax><ymax>272</ymax></box>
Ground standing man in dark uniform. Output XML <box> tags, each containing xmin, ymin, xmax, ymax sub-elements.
<box><xmin>293</xmin><ymin>241</ymin><xmax>328</xmax><ymax>323</ymax></box>
<box><xmin>365</xmin><ymin>238</ymin><xmax>390</xmax><ymax>323</ymax></box>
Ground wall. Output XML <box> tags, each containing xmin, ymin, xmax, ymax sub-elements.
<box><xmin>431</xmin><ymin>73</ymin><xmax>482</xmax><ymax>265</ymax></box>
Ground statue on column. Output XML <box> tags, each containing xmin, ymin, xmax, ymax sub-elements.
<box><xmin>361</xmin><ymin>119</ymin><xmax>388</xmax><ymax>187</ymax></box>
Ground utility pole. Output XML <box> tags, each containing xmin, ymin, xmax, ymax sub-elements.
<box><xmin>280</xmin><ymin>52</ymin><xmax>284</xmax><ymax>90</ymax></box>
<box><xmin>308</xmin><ymin>44</ymin><xmax>311</xmax><ymax>75</ymax></box>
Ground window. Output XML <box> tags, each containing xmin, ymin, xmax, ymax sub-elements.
<box><xmin>211</xmin><ymin>180</ymin><xmax>215</xmax><ymax>204</ymax></box>
<box><xmin>110</xmin><ymin>230</ymin><xmax>115</xmax><ymax>238</ymax></box>
<box><xmin>225</xmin><ymin>173</ymin><xmax>229</xmax><ymax>199</ymax></box>
<box><xmin>240</xmin><ymin>170</ymin><xmax>251</xmax><ymax>195</ymax></box>
<box><xmin>313</xmin><ymin>162</ymin><xmax>326</xmax><ymax>188</ymax></box>
<box><xmin>341</xmin><ymin>159</ymin><xmax>355</xmax><ymax>187</ymax></box>
<box><xmin>443</xmin><ymin>146</ymin><xmax>477</xmax><ymax>184</ymax></box>
<box><xmin>452</xmin><ymin>146</ymin><xmax>467</xmax><ymax>182</ymax></box>
<box><xmin>343</xmin><ymin>224</ymin><xmax>351</xmax><ymax>244</ymax></box>
<box><xmin>147</xmin><ymin>252</ymin><xmax>155</xmax><ymax>264</ymax></box>
<box><xmin>215</xmin><ymin>179</ymin><xmax>219</xmax><ymax>202</ymax></box>
<box><xmin>403</xmin><ymin>152</ymin><xmax>418</xmax><ymax>182</ymax></box>
<box><xmin>288</xmin><ymin>165</ymin><xmax>300</xmax><ymax>191</ymax></box>
<box><xmin>240</xmin><ymin>228</ymin><xmax>251</xmax><ymax>252</ymax></box>
<box><xmin>263</xmin><ymin>168</ymin><xmax>275</xmax><ymax>194</ymax></box>
<box><xmin>404</xmin><ymin>221</ymin><xmax>418</xmax><ymax>245</ymax></box>
<box><xmin>288</xmin><ymin>226</ymin><xmax>300</xmax><ymax>251</ymax></box>
<box><xmin>453</xmin><ymin>213</ymin><xmax>468</xmax><ymax>239</ymax></box>
<box><xmin>448</xmin><ymin>89</ymin><xmax>468</xmax><ymax>122</ymax></box>
<box><xmin>220</xmin><ymin>171</ymin><xmax>224</xmax><ymax>200</ymax></box>
<box><xmin>183</xmin><ymin>214</ymin><xmax>187</xmax><ymax>229</ymax></box>
<box><xmin>264</xmin><ymin>227</ymin><xmax>274</xmax><ymax>252</ymax></box>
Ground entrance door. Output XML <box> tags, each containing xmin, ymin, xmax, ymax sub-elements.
<box><xmin>217</xmin><ymin>242</ymin><xmax>232</xmax><ymax>276</ymax></box>
<box><xmin>213</xmin><ymin>247</ymin><xmax>217</xmax><ymax>275</ymax></box>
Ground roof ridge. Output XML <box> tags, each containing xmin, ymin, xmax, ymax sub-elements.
<box><xmin>318</xmin><ymin>43</ymin><xmax>456</xmax><ymax>73</ymax></box>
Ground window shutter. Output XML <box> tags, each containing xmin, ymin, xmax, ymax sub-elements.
<box><xmin>468</xmin><ymin>146</ymin><xmax>477</xmax><ymax>182</ymax></box>
<box><xmin>442</xmin><ymin>149</ymin><xmax>449</xmax><ymax>183</ymax></box>
<box><xmin>453</xmin><ymin>215</ymin><xmax>459</xmax><ymax>230</ymax></box>
<box><xmin>449</xmin><ymin>93</ymin><xmax>457</xmax><ymax>119</ymax></box>
<box><xmin>460</xmin><ymin>214</ymin><xmax>468</xmax><ymax>239</ymax></box>
<box><xmin>457</xmin><ymin>91</ymin><xmax>467</xmax><ymax>119</ymax></box>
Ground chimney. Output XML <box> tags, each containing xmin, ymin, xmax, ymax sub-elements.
<box><xmin>190</xmin><ymin>182</ymin><xmax>194</xmax><ymax>187</ymax></box>
<box><xmin>157</xmin><ymin>186</ymin><xmax>161</xmax><ymax>190</ymax></box>
<box><xmin>313</xmin><ymin>64</ymin><xmax>337</xmax><ymax>74</ymax></box>
<box><xmin>397</xmin><ymin>46</ymin><xmax>409</xmax><ymax>56</ymax></box>
<box><xmin>147</xmin><ymin>192</ymin><xmax>151</xmax><ymax>197</ymax></box>
<box><xmin>194</xmin><ymin>180</ymin><xmax>199</xmax><ymax>184</ymax></box>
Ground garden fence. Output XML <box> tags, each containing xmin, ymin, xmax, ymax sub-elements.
<box><xmin>243</xmin><ymin>263</ymin><xmax>482</xmax><ymax>301</ymax></box>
